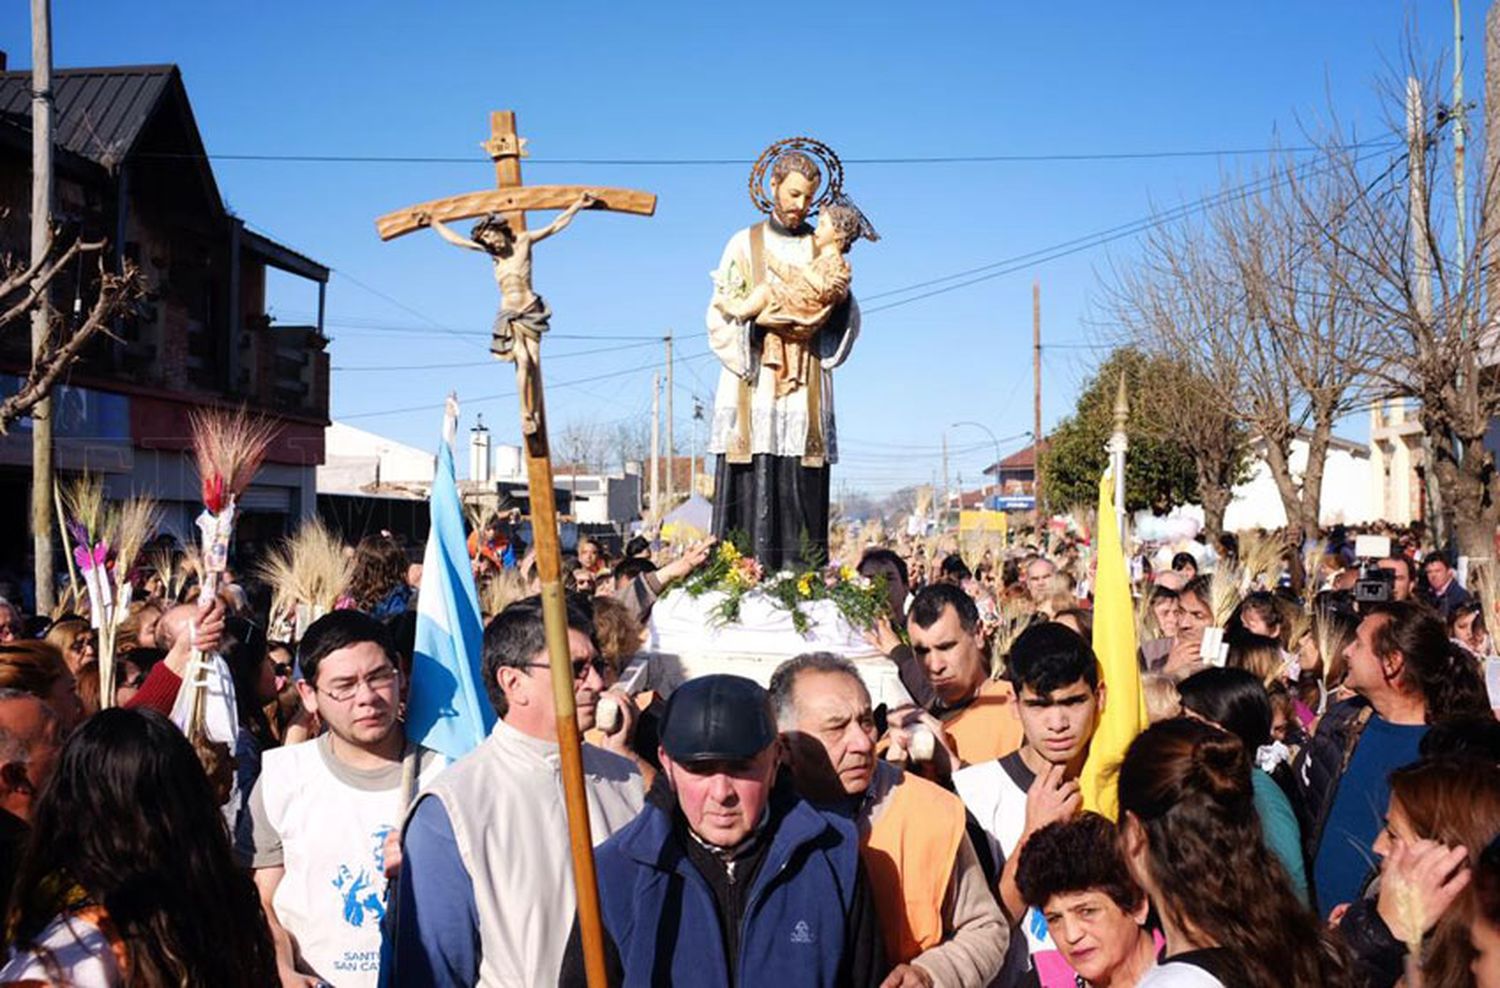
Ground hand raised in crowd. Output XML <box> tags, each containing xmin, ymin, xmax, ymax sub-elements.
<box><xmin>884</xmin><ymin>705</ymin><xmax>957</xmax><ymax>780</ymax></box>
<box><xmin>657</xmin><ymin>537</ymin><xmax>717</xmax><ymax>585</ymax></box>
<box><xmin>1024</xmin><ymin>763</ymin><xmax>1081</xmax><ymax>838</ymax></box>
<box><xmin>594</xmin><ymin>687</ymin><xmax>640</xmax><ymax>759</ymax></box>
<box><xmin>880</xmin><ymin>962</ymin><xmax>935</xmax><ymax>988</ymax></box>
<box><xmin>164</xmin><ymin>595</ymin><xmax>228</xmax><ymax>675</ymax></box>
<box><xmin>863</xmin><ymin>613</ymin><xmax>902</xmax><ymax>656</ymax></box>
<box><xmin>1376</xmin><ymin>838</ymin><xmax>1472</xmax><ymax>942</ymax></box>
<box><xmin>1164</xmin><ymin>627</ymin><xmax>1204</xmax><ymax>675</ymax></box>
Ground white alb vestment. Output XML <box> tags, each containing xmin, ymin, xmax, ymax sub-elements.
<box><xmin>706</xmin><ymin>219</ymin><xmax>860</xmax><ymax>462</ymax></box>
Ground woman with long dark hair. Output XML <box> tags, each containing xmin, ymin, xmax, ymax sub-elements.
<box><xmin>346</xmin><ymin>534</ymin><xmax>413</xmax><ymax>617</ymax></box>
<box><xmin>1117</xmin><ymin>718</ymin><xmax>1345</xmax><ymax>987</ymax></box>
<box><xmin>1176</xmin><ymin>667</ymin><xmax>1308</xmax><ymax>905</ymax></box>
<box><xmin>1</xmin><ymin>708</ymin><xmax>277</xmax><ymax>986</ymax></box>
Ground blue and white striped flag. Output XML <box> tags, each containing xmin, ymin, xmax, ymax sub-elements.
<box><xmin>407</xmin><ymin>397</ymin><xmax>494</xmax><ymax>761</ymax></box>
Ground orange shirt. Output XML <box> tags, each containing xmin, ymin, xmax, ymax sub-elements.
<box><xmin>940</xmin><ymin>678</ymin><xmax>1022</xmax><ymax>766</ymax></box>
<box><xmin>861</xmin><ymin>768</ymin><xmax>967</xmax><ymax>966</ymax></box>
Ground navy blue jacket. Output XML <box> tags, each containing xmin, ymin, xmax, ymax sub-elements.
<box><xmin>567</xmin><ymin>784</ymin><xmax>883</xmax><ymax>987</ymax></box>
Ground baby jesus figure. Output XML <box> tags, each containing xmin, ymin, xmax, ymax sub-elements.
<box><xmin>715</xmin><ymin>196</ymin><xmax>877</xmax><ymax>396</ymax></box>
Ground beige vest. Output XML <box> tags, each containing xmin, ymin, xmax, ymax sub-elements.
<box><xmin>415</xmin><ymin>719</ymin><xmax>643</xmax><ymax>987</ymax></box>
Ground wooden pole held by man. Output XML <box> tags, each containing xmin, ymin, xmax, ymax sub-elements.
<box><xmin>376</xmin><ymin>111</ymin><xmax>655</xmax><ymax>988</ymax></box>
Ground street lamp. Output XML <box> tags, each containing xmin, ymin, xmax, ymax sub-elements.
<box><xmin>951</xmin><ymin>420</ymin><xmax>1002</xmax><ymax>507</ymax></box>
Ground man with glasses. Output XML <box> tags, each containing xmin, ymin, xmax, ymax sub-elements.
<box><xmin>389</xmin><ymin>595</ymin><xmax>643</xmax><ymax>987</ymax></box>
<box><xmin>244</xmin><ymin>610</ymin><xmax>444</xmax><ymax>988</ymax></box>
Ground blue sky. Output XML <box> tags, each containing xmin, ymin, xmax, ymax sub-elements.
<box><xmin>0</xmin><ymin>2</ymin><xmax>1478</xmax><ymax>495</ymax></box>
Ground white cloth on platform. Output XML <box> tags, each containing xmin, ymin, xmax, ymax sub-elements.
<box><xmin>634</xmin><ymin>589</ymin><xmax>911</xmax><ymax>709</ymax></box>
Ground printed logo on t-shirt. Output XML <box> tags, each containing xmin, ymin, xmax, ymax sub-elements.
<box><xmin>790</xmin><ymin>920</ymin><xmax>815</xmax><ymax>945</ymax></box>
<box><xmin>333</xmin><ymin>826</ymin><xmax>394</xmax><ymax>929</ymax></box>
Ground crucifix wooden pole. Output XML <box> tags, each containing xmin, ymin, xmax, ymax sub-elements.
<box><xmin>377</xmin><ymin>111</ymin><xmax>655</xmax><ymax>988</ymax></box>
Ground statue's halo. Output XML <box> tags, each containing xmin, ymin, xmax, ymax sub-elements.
<box><xmin>748</xmin><ymin>137</ymin><xmax>844</xmax><ymax>216</ymax></box>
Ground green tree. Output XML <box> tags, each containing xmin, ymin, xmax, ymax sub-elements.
<box><xmin>1041</xmin><ymin>347</ymin><xmax>1249</xmax><ymax>538</ymax></box>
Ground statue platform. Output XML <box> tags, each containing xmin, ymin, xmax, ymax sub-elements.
<box><xmin>621</xmin><ymin>588</ymin><xmax>913</xmax><ymax>709</ymax></box>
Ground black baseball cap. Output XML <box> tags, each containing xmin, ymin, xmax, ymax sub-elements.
<box><xmin>659</xmin><ymin>675</ymin><xmax>777</xmax><ymax>763</ymax></box>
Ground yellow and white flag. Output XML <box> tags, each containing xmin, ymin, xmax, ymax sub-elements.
<box><xmin>1079</xmin><ymin>468</ymin><xmax>1147</xmax><ymax>820</ymax></box>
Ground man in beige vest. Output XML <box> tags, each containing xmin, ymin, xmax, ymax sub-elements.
<box><xmin>388</xmin><ymin>596</ymin><xmax>643</xmax><ymax>986</ymax></box>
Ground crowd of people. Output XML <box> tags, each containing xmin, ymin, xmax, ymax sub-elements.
<box><xmin>0</xmin><ymin>515</ymin><xmax>1497</xmax><ymax>987</ymax></box>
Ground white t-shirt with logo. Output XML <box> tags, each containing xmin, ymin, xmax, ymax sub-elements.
<box><xmin>952</xmin><ymin>751</ymin><xmax>1079</xmax><ymax>988</ymax></box>
<box><xmin>246</xmin><ymin>734</ymin><xmax>443</xmax><ymax>987</ymax></box>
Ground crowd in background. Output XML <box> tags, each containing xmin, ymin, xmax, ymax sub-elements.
<box><xmin>0</xmin><ymin>513</ymin><xmax>1497</xmax><ymax>987</ymax></box>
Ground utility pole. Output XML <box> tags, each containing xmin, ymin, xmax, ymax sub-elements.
<box><xmin>1484</xmin><ymin>0</ymin><xmax>1500</xmax><ymax>317</ymax></box>
<box><xmin>1032</xmin><ymin>280</ymin><xmax>1044</xmax><ymax>525</ymax></box>
<box><xmin>1409</xmin><ymin>77</ymin><xmax>1450</xmax><ymax>546</ymax></box>
<box><xmin>31</xmin><ymin>0</ymin><xmax>54</xmax><ymax>614</ymax></box>
<box><xmin>1454</xmin><ymin>0</ymin><xmax>1469</xmax><ymax>296</ymax></box>
<box><xmin>664</xmin><ymin>330</ymin><xmax>675</xmax><ymax>509</ymax></box>
<box><xmin>649</xmin><ymin>372</ymin><xmax>660</xmax><ymax>521</ymax></box>
<box><xmin>941</xmin><ymin>431</ymin><xmax>950</xmax><ymax>530</ymax></box>
<box><xmin>691</xmin><ymin>396</ymin><xmax>704</xmax><ymax>499</ymax></box>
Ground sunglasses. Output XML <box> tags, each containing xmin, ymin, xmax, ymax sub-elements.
<box><xmin>524</xmin><ymin>657</ymin><xmax>609</xmax><ymax>681</ymax></box>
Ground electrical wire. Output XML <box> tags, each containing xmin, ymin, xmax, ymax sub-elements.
<box><xmin>332</xmin><ymin>337</ymin><xmax>662</xmax><ymax>371</ymax></box>
<box><xmin>859</xmin><ymin>140</ymin><xmax>1405</xmax><ymax>313</ymax></box>
<box><xmin>133</xmin><ymin>140</ymin><xmax>1386</xmax><ymax>167</ymax></box>
<box><xmin>339</xmin><ymin>349</ymin><xmax>714</xmax><ymax>420</ymax></box>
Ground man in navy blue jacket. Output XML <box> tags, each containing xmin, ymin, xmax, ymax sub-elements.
<box><xmin>559</xmin><ymin>674</ymin><xmax>887</xmax><ymax>987</ymax></box>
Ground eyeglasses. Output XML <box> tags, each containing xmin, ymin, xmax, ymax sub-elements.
<box><xmin>523</xmin><ymin>657</ymin><xmax>608</xmax><ymax>682</ymax></box>
<box><xmin>315</xmin><ymin>666</ymin><xmax>400</xmax><ymax>702</ymax></box>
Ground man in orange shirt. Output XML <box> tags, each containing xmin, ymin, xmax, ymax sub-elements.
<box><xmin>889</xmin><ymin>583</ymin><xmax>1023</xmax><ymax>777</ymax></box>
<box><xmin>771</xmin><ymin>652</ymin><xmax>1006</xmax><ymax>988</ymax></box>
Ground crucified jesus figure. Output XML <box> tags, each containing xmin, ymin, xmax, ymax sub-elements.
<box><xmin>415</xmin><ymin>189</ymin><xmax>598</xmax><ymax>434</ymax></box>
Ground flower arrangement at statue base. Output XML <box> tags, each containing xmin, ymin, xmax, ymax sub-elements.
<box><xmin>678</xmin><ymin>540</ymin><xmax>886</xmax><ymax>634</ymax></box>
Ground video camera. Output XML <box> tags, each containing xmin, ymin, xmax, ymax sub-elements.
<box><xmin>1352</xmin><ymin>535</ymin><xmax>1395</xmax><ymax>608</ymax></box>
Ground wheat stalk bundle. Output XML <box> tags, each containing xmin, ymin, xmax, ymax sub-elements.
<box><xmin>256</xmin><ymin>517</ymin><xmax>351</xmax><ymax>643</ymax></box>
<box><xmin>1237</xmin><ymin>531</ymin><xmax>1285</xmax><ymax>594</ymax></box>
<box><xmin>186</xmin><ymin>408</ymin><xmax>279</xmax><ymax>803</ymax></box>
<box><xmin>1208</xmin><ymin>559</ymin><xmax>1243</xmax><ymax>628</ymax></box>
<box><xmin>478</xmin><ymin>568</ymin><xmax>530</xmax><ymax>621</ymax></box>
<box><xmin>98</xmin><ymin>495</ymin><xmax>161</xmax><ymax>705</ymax></box>
<box><xmin>988</xmin><ymin>596</ymin><xmax>1037</xmax><ymax>680</ymax></box>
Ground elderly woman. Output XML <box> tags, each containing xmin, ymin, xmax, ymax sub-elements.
<box><xmin>44</xmin><ymin>615</ymin><xmax>96</xmax><ymax>673</ymax></box>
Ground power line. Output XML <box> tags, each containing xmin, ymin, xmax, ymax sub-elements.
<box><xmin>133</xmin><ymin>140</ymin><xmax>1386</xmax><ymax>167</ymax></box>
<box><xmin>332</xmin><ymin>337</ymin><xmax>661</xmax><ymax>371</ymax></box>
<box><xmin>859</xmin><ymin>140</ymin><xmax>1405</xmax><ymax>313</ymax></box>
<box><xmin>339</xmin><ymin>349</ymin><xmax>714</xmax><ymax>421</ymax></box>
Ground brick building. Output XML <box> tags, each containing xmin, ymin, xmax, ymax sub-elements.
<box><xmin>0</xmin><ymin>61</ymin><xmax>329</xmax><ymax>584</ymax></box>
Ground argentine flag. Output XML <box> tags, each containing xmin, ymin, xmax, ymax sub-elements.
<box><xmin>408</xmin><ymin>399</ymin><xmax>495</xmax><ymax>761</ymax></box>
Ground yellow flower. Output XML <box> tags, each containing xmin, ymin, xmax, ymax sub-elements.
<box><xmin>839</xmin><ymin>565</ymin><xmax>855</xmax><ymax>582</ymax></box>
<box><xmin>718</xmin><ymin>543</ymin><xmax>741</xmax><ymax>564</ymax></box>
<box><xmin>797</xmin><ymin>572</ymin><xmax>815</xmax><ymax>598</ymax></box>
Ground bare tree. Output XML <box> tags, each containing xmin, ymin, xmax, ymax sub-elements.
<box><xmin>1113</xmin><ymin>155</ymin><xmax>1379</xmax><ymax>545</ymax></box>
<box><xmin>1297</xmin><ymin>70</ymin><xmax>1500</xmax><ymax>574</ymax></box>
<box><xmin>0</xmin><ymin>230</ymin><xmax>140</xmax><ymax>431</ymax></box>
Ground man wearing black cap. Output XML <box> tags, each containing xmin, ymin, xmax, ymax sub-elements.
<box><xmin>559</xmin><ymin>674</ymin><xmax>888</xmax><ymax>987</ymax></box>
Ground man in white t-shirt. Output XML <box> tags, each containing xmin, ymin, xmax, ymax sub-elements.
<box><xmin>951</xmin><ymin>622</ymin><xmax>1104</xmax><ymax>988</ymax></box>
<box><xmin>244</xmin><ymin>610</ymin><xmax>443</xmax><ymax>988</ymax></box>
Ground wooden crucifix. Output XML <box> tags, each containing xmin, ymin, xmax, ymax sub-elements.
<box><xmin>376</xmin><ymin>111</ymin><xmax>655</xmax><ymax>988</ymax></box>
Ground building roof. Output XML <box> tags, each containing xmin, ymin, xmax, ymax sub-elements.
<box><xmin>984</xmin><ymin>441</ymin><xmax>1048</xmax><ymax>476</ymax></box>
<box><xmin>0</xmin><ymin>65</ymin><xmax>178</xmax><ymax>170</ymax></box>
